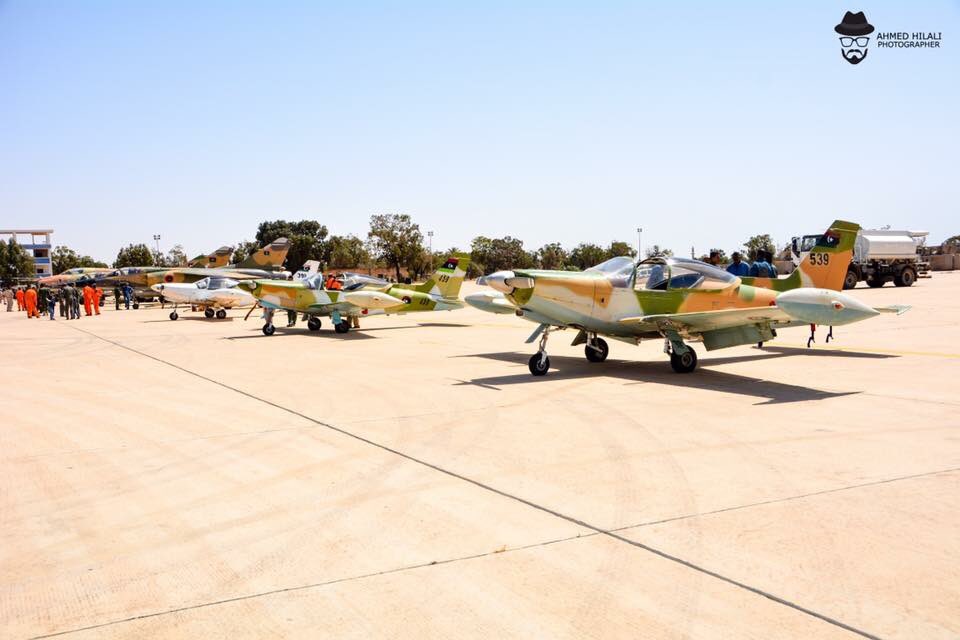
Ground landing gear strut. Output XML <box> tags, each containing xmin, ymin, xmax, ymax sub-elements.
<box><xmin>807</xmin><ymin>324</ymin><xmax>816</xmax><ymax>348</ymax></box>
<box><xmin>528</xmin><ymin>327</ymin><xmax>552</xmax><ymax>376</ymax></box>
<box><xmin>262</xmin><ymin>309</ymin><xmax>276</xmax><ymax>336</ymax></box>
<box><xmin>825</xmin><ymin>326</ymin><xmax>834</xmax><ymax>343</ymax></box>
<box><xmin>665</xmin><ymin>333</ymin><xmax>698</xmax><ymax>373</ymax></box>
<box><xmin>584</xmin><ymin>335</ymin><xmax>609</xmax><ymax>363</ymax></box>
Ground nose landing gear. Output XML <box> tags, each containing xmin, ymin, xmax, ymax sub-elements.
<box><xmin>527</xmin><ymin>326</ymin><xmax>553</xmax><ymax>376</ymax></box>
<box><xmin>584</xmin><ymin>335</ymin><xmax>609</xmax><ymax>363</ymax></box>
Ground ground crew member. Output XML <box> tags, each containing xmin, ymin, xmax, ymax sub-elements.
<box><xmin>113</xmin><ymin>285</ymin><xmax>122</xmax><ymax>310</ymax></box>
<box><xmin>3</xmin><ymin>286</ymin><xmax>13</xmax><ymax>312</ymax></box>
<box><xmin>16</xmin><ymin>287</ymin><xmax>25</xmax><ymax>311</ymax></box>
<box><xmin>59</xmin><ymin>287</ymin><xmax>68</xmax><ymax>317</ymax></box>
<box><xmin>82</xmin><ymin>284</ymin><xmax>93</xmax><ymax>316</ymax></box>
<box><xmin>66</xmin><ymin>285</ymin><xmax>80</xmax><ymax>319</ymax></box>
<box><xmin>123</xmin><ymin>284</ymin><xmax>133</xmax><ymax>309</ymax></box>
<box><xmin>286</xmin><ymin>309</ymin><xmax>297</xmax><ymax>327</ymax></box>
<box><xmin>25</xmin><ymin>285</ymin><xmax>39</xmax><ymax>318</ymax></box>
<box><xmin>39</xmin><ymin>286</ymin><xmax>48</xmax><ymax>313</ymax></box>
<box><xmin>46</xmin><ymin>288</ymin><xmax>56</xmax><ymax>320</ymax></box>
<box><xmin>749</xmin><ymin>252</ymin><xmax>773</xmax><ymax>278</ymax></box>
<box><xmin>93</xmin><ymin>286</ymin><xmax>102</xmax><ymax>314</ymax></box>
<box><xmin>726</xmin><ymin>252</ymin><xmax>750</xmax><ymax>277</ymax></box>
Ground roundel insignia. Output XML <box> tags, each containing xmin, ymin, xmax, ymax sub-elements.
<box><xmin>164</xmin><ymin>274</ymin><xmax>174</xmax><ymax>282</ymax></box>
<box><xmin>402</xmin><ymin>296</ymin><xmax>411</xmax><ymax>304</ymax></box>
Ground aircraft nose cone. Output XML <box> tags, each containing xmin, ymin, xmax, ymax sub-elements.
<box><xmin>150</xmin><ymin>284</ymin><xmax>164</xmax><ymax>293</ymax></box>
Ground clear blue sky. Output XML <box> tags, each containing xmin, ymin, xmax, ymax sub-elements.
<box><xmin>2</xmin><ymin>1</ymin><xmax>957</xmax><ymax>263</ymax></box>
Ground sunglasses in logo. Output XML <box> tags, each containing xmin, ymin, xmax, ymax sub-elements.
<box><xmin>839</xmin><ymin>37</ymin><xmax>869</xmax><ymax>47</ymax></box>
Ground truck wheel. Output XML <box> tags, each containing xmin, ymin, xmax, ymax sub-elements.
<box><xmin>894</xmin><ymin>267</ymin><xmax>916</xmax><ymax>287</ymax></box>
<box><xmin>867</xmin><ymin>277</ymin><xmax>885</xmax><ymax>288</ymax></box>
<box><xmin>843</xmin><ymin>270</ymin><xmax>859</xmax><ymax>290</ymax></box>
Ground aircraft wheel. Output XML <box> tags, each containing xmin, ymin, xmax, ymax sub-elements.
<box><xmin>216</xmin><ymin>309</ymin><xmax>227</xmax><ymax>319</ymax></box>
<box><xmin>585</xmin><ymin>338</ymin><xmax>609</xmax><ymax>363</ymax></box>
<box><xmin>334</xmin><ymin>320</ymin><xmax>350</xmax><ymax>334</ymax></box>
<box><xmin>307</xmin><ymin>317</ymin><xmax>322</xmax><ymax>331</ymax></box>
<box><xmin>262</xmin><ymin>323</ymin><xmax>276</xmax><ymax>336</ymax></box>
<box><xmin>204</xmin><ymin>308</ymin><xmax>215</xmax><ymax>318</ymax></box>
<box><xmin>132</xmin><ymin>303</ymin><xmax>140</xmax><ymax>309</ymax></box>
<box><xmin>169</xmin><ymin>311</ymin><xmax>178</xmax><ymax>321</ymax></box>
<box><xmin>670</xmin><ymin>348</ymin><xmax>698</xmax><ymax>374</ymax></box>
<box><xmin>528</xmin><ymin>353</ymin><xmax>550</xmax><ymax>376</ymax></box>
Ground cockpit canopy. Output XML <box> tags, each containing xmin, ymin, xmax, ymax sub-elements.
<box><xmin>634</xmin><ymin>257</ymin><xmax>737</xmax><ymax>290</ymax></box>
<box><xmin>196</xmin><ymin>277</ymin><xmax>238</xmax><ymax>290</ymax></box>
<box><xmin>585</xmin><ymin>256</ymin><xmax>737</xmax><ymax>290</ymax></box>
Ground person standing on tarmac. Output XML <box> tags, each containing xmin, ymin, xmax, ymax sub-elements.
<box><xmin>46</xmin><ymin>288</ymin><xmax>56</xmax><ymax>319</ymax></box>
<box><xmin>726</xmin><ymin>252</ymin><xmax>751</xmax><ymax>277</ymax></box>
<box><xmin>67</xmin><ymin>285</ymin><xmax>81</xmax><ymax>319</ymax></box>
<box><xmin>25</xmin><ymin>285</ymin><xmax>39</xmax><ymax>318</ymax></box>
<box><xmin>16</xmin><ymin>286</ymin><xmax>25</xmax><ymax>311</ymax></box>
<box><xmin>93</xmin><ymin>286</ymin><xmax>102</xmax><ymax>314</ymax></box>
<box><xmin>82</xmin><ymin>284</ymin><xmax>93</xmax><ymax>316</ymax></box>
<box><xmin>3</xmin><ymin>286</ymin><xmax>13</xmax><ymax>312</ymax></box>
<box><xmin>113</xmin><ymin>285</ymin><xmax>122</xmax><ymax>310</ymax></box>
<box><xmin>123</xmin><ymin>284</ymin><xmax>133</xmax><ymax>309</ymax></box>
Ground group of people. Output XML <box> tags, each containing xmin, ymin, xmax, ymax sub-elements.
<box><xmin>1</xmin><ymin>282</ymin><xmax>136</xmax><ymax>320</ymax></box>
<box><xmin>708</xmin><ymin>251</ymin><xmax>780</xmax><ymax>278</ymax></box>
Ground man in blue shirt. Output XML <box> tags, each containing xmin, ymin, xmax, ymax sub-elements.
<box><xmin>726</xmin><ymin>252</ymin><xmax>750</xmax><ymax>277</ymax></box>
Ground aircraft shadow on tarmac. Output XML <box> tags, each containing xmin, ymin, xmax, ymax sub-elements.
<box><xmin>222</xmin><ymin>324</ymin><xmax>420</xmax><ymax>340</ymax></box>
<box><xmin>454</xmin><ymin>347</ymin><xmax>896</xmax><ymax>405</ymax></box>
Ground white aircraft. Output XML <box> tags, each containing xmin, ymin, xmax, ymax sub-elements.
<box><xmin>151</xmin><ymin>276</ymin><xmax>255</xmax><ymax>320</ymax></box>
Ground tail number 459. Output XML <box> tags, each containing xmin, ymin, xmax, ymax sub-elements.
<box><xmin>810</xmin><ymin>252</ymin><xmax>830</xmax><ymax>266</ymax></box>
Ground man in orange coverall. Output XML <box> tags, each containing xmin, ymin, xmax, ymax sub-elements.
<box><xmin>15</xmin><ymin>287</ymin><xmax>25</xmax><ymax>311</ymax></box>
<box><xmin>92</xmin><ymin>286</ymin><xmax>102</xmax><ymax>315</ymax></box>
<box><xmin>82</xmin><ymin>284</ymin><xmax>93</xmax><ymax>316</ymax></box>
<box><xmin>25</xmin><ymin>285</ymin><xmax>39</xmax><ymax>318</ymax></box>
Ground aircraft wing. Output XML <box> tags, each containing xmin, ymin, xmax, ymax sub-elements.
<box><xmin>162</xmin><ymin>267</ymin><xmax>260</xmax><ymax>280</ymax></box>
<box><xmin>620</xmin><ymin>306</ymin><xmax>793</xmax><ymax>333</ymax></box>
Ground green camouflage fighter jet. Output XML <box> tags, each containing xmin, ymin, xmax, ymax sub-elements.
<box><xmin>240</xmin><ymin>254</ymin><xmax>472</xmax><ymax>335</ymax></box>
<box><xmin>466</xmin><ymin>220</ymin><xmax>909</xmax><ymax>376</ymax></box>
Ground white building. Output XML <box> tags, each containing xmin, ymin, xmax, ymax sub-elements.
<box><xmin>0</xmin><ymin>229</ymin><xmax>54</xmax><ymax>276</ymax></box>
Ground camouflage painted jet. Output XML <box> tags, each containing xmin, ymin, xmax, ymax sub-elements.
<box><xmin>38</xmin><ymin>267</ymin><xmax>116</xmax><ymax>287</ymax></box>
<box><xmin>188</xmin><ymin>246</ymin><xmax>233</xmax><ymax>268</ymax></box>
<box><xmin>466</xmin><ymin>220</ymin><xmax>909</xmax><ymax>376</ymax></box>
<box><xmin>240</xmin><ymin>254</ymin><xmax>471</xmax><ymax>335</ymax></box>
<box><xmin>143</xmin><ymin>238</ymin><xmax>292</xmax><ymax>287</ymax></box>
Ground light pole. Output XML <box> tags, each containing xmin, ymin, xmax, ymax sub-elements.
<box><xmin>636</xmin><ymin>227</ymin><xmax>643</xmax><ymax>259</ymax></box>
<box><xmin>427</xmin><ymin>231</ymin><xmax>434</xmax><ymax>269</ymax></box>
<box><xmin>153</xmin><ymin>234</ymin><xmax>161</xmax><ymax>262</ymax></box>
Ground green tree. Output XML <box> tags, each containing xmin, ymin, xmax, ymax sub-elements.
<box><xmin>644</xmin><ymin>245</ymin><xmax>674</xmax><ymax>258</ymax></box>
<box><xmin>114</xmin><ymin>243</ymin><xmax>155</xmax><ymax>268</ymax></box>
<box><xmin>0</xmin><ymin>238</ymin><xmax>35</xmax><ymax>282</ymax></box>
<box><xmin>255</xmin><ymin>219</ymin><xmax>329</xmax><ymax>273</ymax></box>
<box><xmin>568</xmin><ymin>243</ymin><xmax>607</xmax><ymax>270</ymax></box>
<box><xmin>51</xmin><ymin>246</ymin><xmax>107</xmax><ymax>273</ymax></box>
<box><xmin>743</xmin><ymin>234</ymin><xmax>776</xmax><ymax>262</ymax></box>
<box><xmin>536</xmin><ymin>242</ymin><xmax>567</xmax><ymax>270</ymax></box>
<box><xmin>470</xmin><ymin>236</ymin><xmax>534</xmax><ymax>274</ymax></box>
<box><xmin>166</xmin><ymin>244</ymin><xmax>188</xmax><ymax>267</ymax></box>
<box><xmin>326</xmin><ymin>235</ymin><xmax>370</xmax><ymax>268</ymax></box>
<box><xmin>231</xmin><ymin>240</ymin><xmax>260</xmax><ymax>265</ymax></box>
<box><xmin>606</xmin><ymin>241</ymin><xmax>637</xmax><ymax>259</ymax></box>
<box><xmin>367</xmin><ymin>214</ymin><xmax>424</xmax><ymax>281</ymax></box>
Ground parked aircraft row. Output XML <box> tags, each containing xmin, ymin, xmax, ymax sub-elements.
<box><xmin>36</xmin><ymin>220</ymin><xmax>909</xmax><ymax>376</ymax></box>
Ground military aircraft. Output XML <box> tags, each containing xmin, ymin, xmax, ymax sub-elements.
<box><xmin>188</xmin><ymin>246</ymin><xmax>233</xmax><ymax>268</ymax></box>
<box><xmin>37</xmin><ymin>267</ymin><xmax>116</xmax><ymax>287</ymax></box>
<box><xmin>143</xmin><ymin>238</ymin><xmax>292</xmax><ymax>288</ymax></box>
<box><xmin>151</xmin><ymin>276</ymin><xmax>255</xmax><ymax>320</ymax></box>
<box><xmin>240</xmin><ymin>254</ymin><xmax>471</xmax><ymax>335</ymax></box>
<box><xmin>466</xmin><ymin>220</ymin><xmax>909</xmax><ymax>376</ymax></box>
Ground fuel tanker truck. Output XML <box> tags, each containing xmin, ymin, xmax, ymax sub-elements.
<box><xmin>791</xmin><ymin>228</ymin><xmax>929</xmax><ymax>289</ymax></box>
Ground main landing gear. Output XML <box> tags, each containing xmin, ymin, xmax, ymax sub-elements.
<box><xmin>307</xmin><ymin>317</ymin><xmax>322</xmax><ymax>331</ymax></box>
<box><xmin>664</xmin><ymin>333</ymin><xmax>698</xmax><ymax>373</ymax></box>
<box><xmin>585</xmin><ymin>335</ymin><xmax>609</xmax><ymax>363</ymax></box>
<box><xmin>204</xmin><ymin>308</ymin><xmax>215</xmax><ymax>318</ymax></box>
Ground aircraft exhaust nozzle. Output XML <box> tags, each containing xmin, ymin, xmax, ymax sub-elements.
<box><xmin>342</xmin><ymin>291</ymin><xmax>405</xmax><ymax>309</ymax></box>
<box><xmin>776</xmin><ymin>288</ymin><xmax>879</xmax><ymax>326</ymax></box>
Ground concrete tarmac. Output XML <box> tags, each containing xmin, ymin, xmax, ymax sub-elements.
<box><xmin>2</xmin><ymin>276</ymin><xmax>958</xmax><ymax>639</ymax></box>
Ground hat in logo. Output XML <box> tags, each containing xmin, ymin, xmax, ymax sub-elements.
<box><xmin>835</xmin><ymin>11</ymin><xmax>875</xmax><ymax>36</ymax></box>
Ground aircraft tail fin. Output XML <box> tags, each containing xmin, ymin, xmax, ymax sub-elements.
<box><xmin>239</xmin><ymin>238</ymin><xmax>291</xmax><ymax>270</ymax></box>
<box><xmin>741</xmin><ymin>220</ymin><xmax>859</xmax><ymax>292</ymax></box>
<box><xmin>415</xmin><ymin>253</ymin><xmax>471</xmax><ymax>298</ymax></box>
<box><xmin>189</xmin><ymin>246</ymin><xmax>233</xmax><ymax>268</ymax></box>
